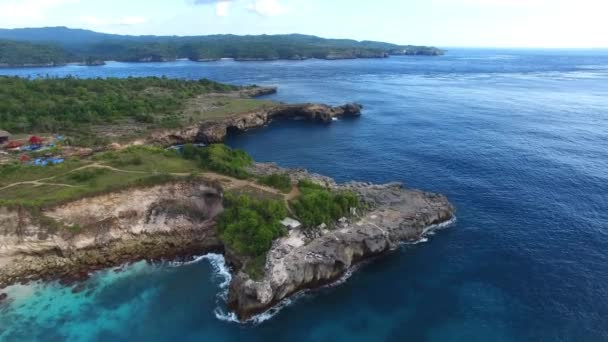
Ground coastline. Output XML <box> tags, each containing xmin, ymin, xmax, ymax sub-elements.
<box><xmin>0</xmin><ymin>164</ymin><xmax>455</xmax><ymax>319</ymax></box>
<box><xmin>0</xmin><ymin>84</ymin><xmax>454</xmax><ymax>322</ymax></box>
<box><xmin>0</xmin><ymin>53</ymin><xmax>444</xmax><ymax>70</ymax></box>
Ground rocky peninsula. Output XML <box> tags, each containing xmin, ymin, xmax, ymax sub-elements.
<box><xmin>151</xmin><ymin>86</ymin><xmax>363</xmax><ymax>145</ymax></box>
<box><xmin>0</xmin><ymin>78</ymin><xmax>454</xmax><ymax>322</ymax></box>
<box><xmin>0</xmin><ymin>160</ymin><xmax>454</xmax><ymax>320</ymax></box>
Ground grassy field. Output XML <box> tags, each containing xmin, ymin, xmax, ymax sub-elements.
<box><xmin>0</xmin><ymin>147</ymin><xmax>200</xmax><ymax>208</ymax></box>
<box><xmin>184</xmin><ymin>96</ymin><xmax>275</xmax><ymax>122</ymax></box>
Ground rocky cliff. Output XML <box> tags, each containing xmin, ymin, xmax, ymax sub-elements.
<box><xmin>152</xmin><ymin>102</ymin><xmax>362</xmax><ymax>145</ymax></box>
<box><xmin>0</xmin><ymin>164</ymin><xmax>454</xmax><ymax>321</ymax></box>
<box><xmin>0</xmin><ymin>182</ymin><xmax>224</xmax><ymax>288</ymax></box>
<box><xmin>224</xmin><ymin>163</ymin><xmax>455</xmax><ymax>320</ymax></box>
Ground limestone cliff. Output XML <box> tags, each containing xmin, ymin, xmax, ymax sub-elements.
<box><xmin>225</xmin><ymin>165</ymin><xmax>455</xmax><ymax>320</ymax></box>
<box><xmin>0</xmin><ymin>182</ymin><xmax>224</xmax><ymax>288</ymax></box>
<box><xmin>0</xmin><ymin>164</ymin><xmax>454</xmax><ymax>321</ymax></box>
<box><xmin>152</xmin><ymin>103</ymin><xmax>362</xmax><ymax>145</ymax></box>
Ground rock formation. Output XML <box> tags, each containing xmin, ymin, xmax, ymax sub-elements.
<box><xmin>152</xmin><ymin>102</ymin><xmax>362</xmax><ymax>146</ymax></box>
<box><xmin>0</xmin><ymin>182</ymin><xmax>224</xmax><ymax>288</ymax></box>
<box><xmin>0</xmin><ymin>162</ymin><xmax>453</xmax><ymax>322</ymax></box>
<box><xmin>226</xmin><ymin>165</ymin><xmax>455</xmax><ymax>320</ymax></box>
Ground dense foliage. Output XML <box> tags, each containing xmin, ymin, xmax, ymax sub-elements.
<box><xmin>0</xmin><ymin>27</ymin><xmax>444</xmax><ymax>63</ymax></box>
<box><xmin>292</xmin><ymin>180</ymin><xmax>360</xmax><ymax>228</ymax></box>
<box><xmin>0</xmin><ymin>76</ymin><xmax>236</xmax><ymax>134</ymax></box>
<box><xmin>217</xmin><ymin>193</ymin><xmax>287</xmax><ymax>257</ymax></box>
<box><xmin>258</xmin><ymin>173</ymin><xmax>292</xmax><ymax>193</ymax></box>
<box><xmin>0</xmin><ymin>40</ymin><xmax>66</xmax><ymax>66</ymax></box>
<box><xmin>183</xmin><ymin>144</ymin><xmax>253</xmax><ymax>179</ymax></box>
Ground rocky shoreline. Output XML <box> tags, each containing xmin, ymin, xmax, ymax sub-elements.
<box><xmin>0</xmin><ymin>90</ymin><xmax>454</xmax><ymax>319</ymax></box>
<box><xmin>0</xmin><ymin>161</ymin><xmax>454</xmax><ymax>320</ymax></box>
<box><xmin>152</xmin><ymin>90</ymin><xmax>363</xmax><ymax>146</ymax></box>
<box><xmin>0</xmin><ymin>182</ymin><xmax>224</xmax><ymax>289</ymax></box>
<box><xmin>226</xmin><ymin>164</ymin><xmax>455</xmax><ymax>320</ymax></box>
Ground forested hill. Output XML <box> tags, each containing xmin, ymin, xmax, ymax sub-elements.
<box><xmin>0</xmin><ymin>40</ymin><xmax>66</xmax><ymax>67</ymax></box>
<box><xmin>0</xmin><ymin>27</ymin><xmax>444</xmax><ymax>66</ymax></box>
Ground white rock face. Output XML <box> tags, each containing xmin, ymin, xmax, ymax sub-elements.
<box><xmin>0</xmin><ymin>182</ymin><xmax>224</xmax><ymax>288</ymax></box>
<box><xmin>227</xmin><ymin>181</ymin><xmax>455</xmax><ymax>320</ymax></box>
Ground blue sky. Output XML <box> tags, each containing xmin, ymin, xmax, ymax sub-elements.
<box><xmin>0</xmin><ymin>0</ymin><xmax>606</xmax><ymax>48</ymax></box>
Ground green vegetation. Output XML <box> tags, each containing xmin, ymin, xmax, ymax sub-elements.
<box><xmin>0</xmin><ymin>27</ymin><xmax>444</xmax><ymax>65</ymax></box>
<box><xmin>0</xmin><ymin>146</ymin><xmax>196</xmax><ymax>208</ymax></box>
<box><xmin>258</xmin><ymin>173</ymin><xmax>292</xmax><ymax>193</ymax></box>
<box><xmin>0</xmin><ymin>40</ymin><xmax>66</xmax><ymax>67</ymax></box>
<box><xmin>183</xmin><ymin>144</ymin><xmax>253</xmax><ymax>179</ymax></box>
<box><xmin>217</xmin><ymin>193</ymin><xmax>287</xmax><ymax>258</ymax></box>
<box><xmin>292</xmin><ymin>180</ymin><xmax>360</xmax><ymax>228</ymax></box>
<box><xmin>0</xmin><ymin>76</ymin><xmax>237</xmax><ymax>136</ymax></box>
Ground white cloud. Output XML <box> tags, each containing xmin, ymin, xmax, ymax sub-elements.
<box><xmin>247</xmin><ymin>0</ymin><xmax>287</xmax><ymax>16</ymax></box>
<box><xmin>191</xmin><ymin>0</ymin><xmax>288</xmax><ymax>17</ymax></box>
<box><xmin>0</xmin><ymin>0</ymin><xmax>79</xmax><ymax>24</ymax></box>
<box><xmin>215</xmin><ymin>0</ymin><xmax>231</xmax><ymax>16</ymax></box>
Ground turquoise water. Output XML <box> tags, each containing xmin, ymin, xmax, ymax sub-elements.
<box><xmin>1</xmin><ymin>49</ymin><xmax>608</xmax><ymax>341</ymax></box>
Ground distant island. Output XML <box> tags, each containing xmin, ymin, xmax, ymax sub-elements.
<box><xmin>0</xmin><ymin>27</ymin><xmax>444</xmax><ymax>67</ymax></box>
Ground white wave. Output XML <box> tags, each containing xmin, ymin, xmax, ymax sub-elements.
<box><xmin>202</xmin><ymin>253</ymin><xmax>233</xmax><ymax>290</ymax></box>
<box><xmin>577</xmin><ymin>65</ymin><xmax>608</xmax><ymax>70</ymax></box>
<box><xmin>405</xmin><ymin>216</ymin><xmax>457</xmax><ymax>245</ymax></box>
<box><xmin>214</xmin><ymin>308</ymin><xmax>239</xmax><ymax>323</ymax></box>
<box><xmin>332</xmin><ymin>117</ymin><xmax>339</xmax><ymax>121</ymax></box>
<box><xmin>166</xmin><ymin>255</ymin><xmax>209</xmax><ymax>268</ymax></box>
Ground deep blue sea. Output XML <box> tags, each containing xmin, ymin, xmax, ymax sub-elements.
<box><xmin>1</xmin><ymin>49</ymin><xmax>608</xmax><ymax>341</ymax></box>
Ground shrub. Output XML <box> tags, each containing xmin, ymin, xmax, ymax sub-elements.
<box><xmin>292</xmin><ymin>180</ymin><xmax>360</xmax><ymax>228</ymax></box>
<box><xmin>258</xmin><ymin>173</ymin><xmax>292</xmax><ymax>193</ymax></box>
<box><xmin>182</xmin><ymin>144</ymin><xmax>199</xmax><ymax>160</ymax></box>
<box><xmin>217</xmin><ymin>193</ymin><xmax>287</xmax><ymax>257</ymax></box>
<box><xmin>198</xmin><ymin>144</ymin><xmax>253</xmax><ymax>179</ymax></box>
<box><xmin>68</xmin><ymin>168</ymin><xmax>107</xmax><ymax>183</ymax></box>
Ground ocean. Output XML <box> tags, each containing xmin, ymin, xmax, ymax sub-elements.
<box><xmin>1</xmin><ymin>49</ymin><xmax>607</xmax><ymax>341</ymax></box>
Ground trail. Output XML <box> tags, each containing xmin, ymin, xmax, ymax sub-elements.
<box><xmin>0</xmin><ymin>163</ymin><xmax>294</xmax><ymax>204</ymax></box>
<box><xmin>0</xmin><ymin>180</ymin><xmax>78</xmax><ymax>191</ymax></box>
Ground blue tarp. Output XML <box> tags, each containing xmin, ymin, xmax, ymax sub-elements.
<box><xmin>21</xmin><ymin>145</ymin><xmax>41</xmax><ymax>151</ymax></box>
<box><xmin>166</xmin><ymin>143</ymin><xmax>206</xmax><ymax>153</ymax></box>
<box><xmin>31</xmin><ymin>157</ymin><xmax>64</xmax><ymax>167</ymax></box>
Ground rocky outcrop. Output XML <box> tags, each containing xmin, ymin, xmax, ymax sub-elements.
<box><xmin>236</xmin><ymin>86</ymin><xmax>277</xmax><ymax>98</ymax></box>
<box><xmin>0</xmin><ymin>182</ymin><xmax>224</xmax><ymax>288</ymax></box>
<box><xmin>152</xmin><ymin>102</ymin><xmax>362</xmax><ymax>146</ymax></box>
<box><xmin>198</xmin><ymin>103</ymin><xmax>362</xmax><ymax>144</ymax></box>
<box><xmin>0</xmin><ymin>162</ymin><xmax>454</xmax><ymax>322</ymax></box>
<box><xmin>226</xmin><ymin>165</ymin><xmax>455</xmax><ymax>320</ymax></box>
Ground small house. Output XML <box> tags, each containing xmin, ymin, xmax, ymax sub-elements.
<box><xmin>0</xmin><ymin>130</ymin><xmax>10</xmax><ymax>144</ymax></box>
<box><xmin>5</xmin><ymin>141</ymin><xmax>23</xmax><ymax>149</ymax></box>
<box><xmin>29</xmin><ymin>136</ymin><xmax>44</xmax><ymax>146</ymax></box>
<box><xmin>280</xmin><ymin>217</ymin><xmax>302</xmax><ymax>230</ymax></box>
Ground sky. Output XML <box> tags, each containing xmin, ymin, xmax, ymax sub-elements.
<box><xmin>0</xmin><ymin>0</ymin><xmax>606</xmax><ymax>48</ymax></box>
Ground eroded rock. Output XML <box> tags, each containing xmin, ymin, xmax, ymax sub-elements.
<box><xmin>152</xmin><ymin>102</ymin><xmax>363</xmax><ymax>145</ymax></box>
<box><xmin>0</xmin><ymin>182</ymin><xmax>225</xmax><ymax>289</ymax></box>
<box><xmin>225</xmin><ymin>167</ymin><xmax>455</xmax><ymax>320</ymax></box>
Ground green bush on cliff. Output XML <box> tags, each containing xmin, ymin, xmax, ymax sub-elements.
<box><xmin>182</xmin><ymin>144</ymin><xmax>253</xmax><ymax>179</ymax></box>
<box><xmin>292</xmin><ymin>180</ymin><xmax>360</xmax><ymax>228</ymax></box>
<box><xmin>258</xmin><ymin>173</ymin><xmax>292</xmax><ymax>193</ymax></box>
<box><xmin>0</xmin><ymin>76</ymin><xmax>237</xmax><ymax>135</ymax></box>
<box><xmin>217</xmin><ymin>193</ymin><xmax>287</xmax><ymax>257</ymax></box>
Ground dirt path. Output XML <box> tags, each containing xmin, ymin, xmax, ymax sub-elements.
<box><xmin>0</xmin><ymin>163</ymin><xmax>294</xmax><ymax>205</ymax></box>
<box><xmin>0</xmin><ymin>180</ymin><xmax>78</xmax><ymax>191</ymax></box>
